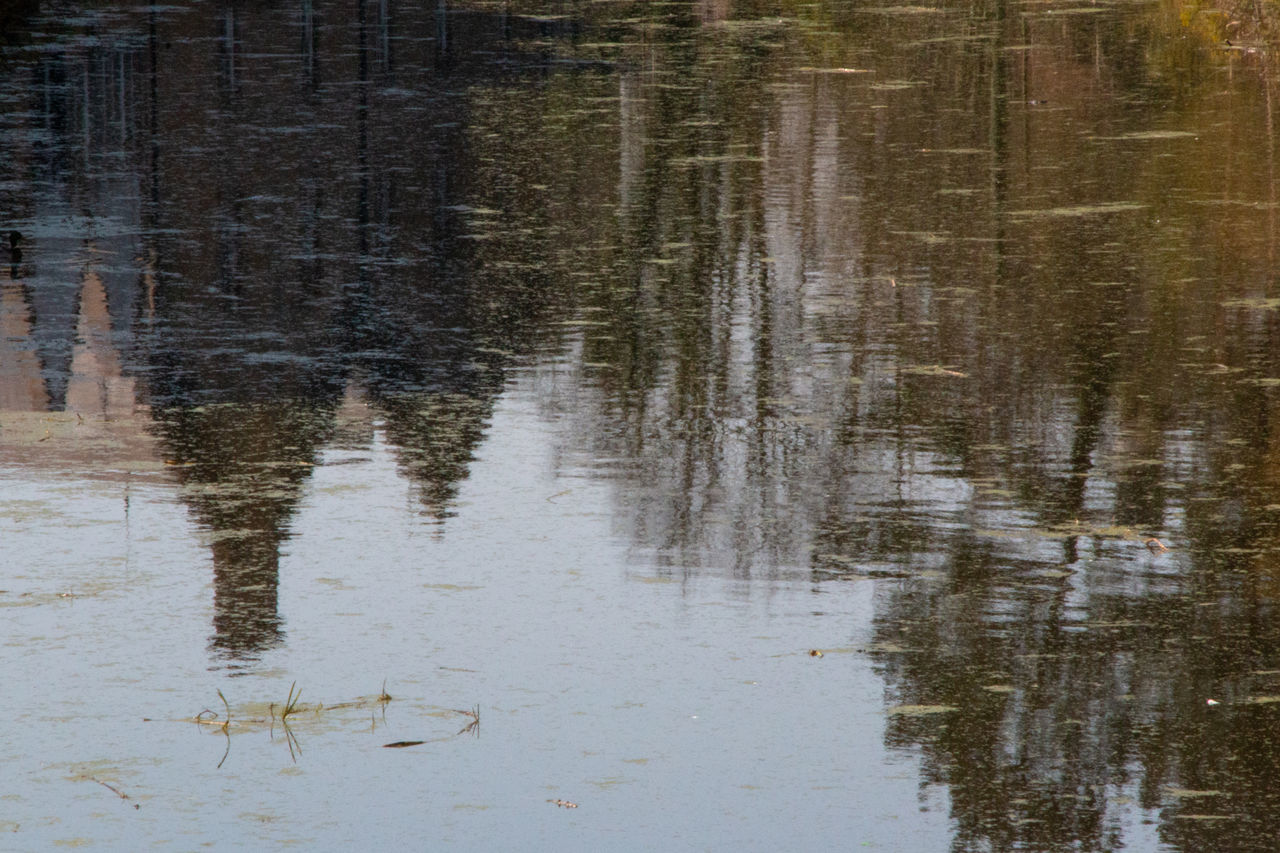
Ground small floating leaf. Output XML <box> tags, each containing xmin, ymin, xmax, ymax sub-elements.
<box><xmin>1098</xmin><ymin>130</ymin><xmax>1197</xmax><ymax>140</ymax></box>
<box><xmin>1035</xmin><ymin>5</ymin><xmax>1107</xmax><ymax>12</ymax></box>
<box><xmin>902</xmin><ymin>364</ymin><xmax>968</xmax><ymax>377</ymax></box>
<box><xmin>886</xmin><ymin>704</ymin><xmax>959</xmax><ymax>716</ymax></box>
<box><xmin>1012</xmin><ymin>202</ymin><xmax>1145</xmax><ymax>217</ymax></box>
<box><xmin>800</xmin><ymin>66</ymin><xmax>874</xmax><ymax>74</ymax></box>
<box><xmin>1222</xmin><ymin>297</ymin><xmax>1280</xmax><ymax>310</ymax></box>
<box><xmin>870</xmin><ymin>5</ymin><xmax>944</xmax><ymax>13</ymax></box>
<box><xmin>862</xmin><ymin>642</ymin><xmax>917</xmax><ymax>654</ymax></box>
<box><xmin>1172</xmin><ymin>814</ymin><xmax>1234</xmax><ymax>821</ymax></box>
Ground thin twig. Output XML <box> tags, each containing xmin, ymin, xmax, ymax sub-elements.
<box><xmin>83</xmin><ymin>776</ymin><xmax>139</xmax><ymax>808</ymax></box>
<box><xmin>88</xmin><ymin>777</ymin><xmax>129</xmax><ymax>800</ymax></box>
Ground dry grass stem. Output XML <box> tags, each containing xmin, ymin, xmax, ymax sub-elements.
<box><xmin>79</xmin><ymin>776</ymin><xmax>140</xmax><ymax>810</ymax></box>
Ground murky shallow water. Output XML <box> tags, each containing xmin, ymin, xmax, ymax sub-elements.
<box><xmin>4</xmin><ymin>0</ymin><xmax>1280</xmax><ymax>849</ymax></box>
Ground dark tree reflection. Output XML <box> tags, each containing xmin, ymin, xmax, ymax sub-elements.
<box><xmin>0</xmin><ymin>3</ymin><xmax>587</xmax><ymax>662</ymax></box>
<box><xmin>508</xmin><ymin>4</ymin><xmax>1280</xmax><ymax>851</ymax></box>
<box><xmin>155</xmin><ymin>402</ymin><xmax>336</xmax><ymax>660</ymax></box>
<box><xmin>7</xmin><ymin>0</ymin><xmax>1280</xmax><ymax>847</ymax></box>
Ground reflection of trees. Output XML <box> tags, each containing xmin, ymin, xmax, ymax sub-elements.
<box><xmin>154</xmin><ymin>402</ymin><xmax>336</xmax><ymax>660</ymax></box>
<box><xmin>13</xmin><ymin>0</ymin><xmax>1280</xmax><ymax>846</ymax></box>
<box><xmin>0</xmin><ymin>1</ymin><xmax>37</xmax><ymax>37</ymax></box>
<box><xmin>6</xmin><ymin>2</ymin><xmax>599</xmax><ymax>661</ymax></box>
<box><xmin>128</xmin><ymin>1</ymin><xmax>593</xmax><ymax>657</ymax></box>
<box><xmin>526</xmin><ymin>4</ymin><xmax>1280</xmax><ymax>852</ymax></box>
<box><xmin>869</xmin><ymin>486</ymin><xmax>1280</xmax><ymax>850</ymax></box>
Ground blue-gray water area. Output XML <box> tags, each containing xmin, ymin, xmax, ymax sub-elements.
<box><xmin>3</xmin><ymin>0</ymin><xmax>1280</xmax><ymax>849</ymax></box>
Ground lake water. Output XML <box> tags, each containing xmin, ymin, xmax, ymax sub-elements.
<box><xmin>2</xmin><ymin>0</ymin><xmax>1279</xmax><ymax>849</ymax></box>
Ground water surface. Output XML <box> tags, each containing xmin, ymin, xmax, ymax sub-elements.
<box><xmin>2</xmin><ymin>0</ymin><xmax>1280</xmax><ymax>849</ymax></box>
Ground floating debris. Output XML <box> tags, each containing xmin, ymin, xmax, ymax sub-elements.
<box><xmin>455</xmin><ymin>706</ymin><xmax>481</xmax><ymax>737</ymax></box>
<box><xmin>77</xmin><ymin>776</ymin><xmax>139</xmax><ymax>809</ymax></box>
<box><xmin>1012</xmin><ymin>202</ymin><xmax>1146</xmax><ymax>218</ymax></box>
<box><xmin>1094</xmin><ymin>130</ymin><xmax>1197</xmax><ymax>140</ymax></box>
<box><xmin>383</xmin><ymin>741</ymin><xmax>426</xmax><ymax>749</ymax></box>
<box><xmin>798</xmin><ymin>66</ymin><xmax>874</xmax><ymax>74</ymax></box>
<box><xmin>1165</xmin><ymin>788</ymin><xmax>1223</xmax><ymax>799</ymax></box>
<box><xmin>809</xmin><ymin>649</ymin><xmax>824</xmax><ymax>658</ymax></box>
<box><xmin>901</xmin><ymin>364</ymin><xmax>968</xmax><ymax>378</ymax></box>
<box><xmin>548</xmin><ymin>799</ymin><xmax>579</xmax><ymax>809</ymax></box>
<box><xmin>886</xmin><ymin>704</ymin><xmax>959</xmax><ymax>716</ymax></box>
<box><xmin>1172</xmin><ymin>814</ymin><xmax>1235</xmax><ymax>821</ymax></box>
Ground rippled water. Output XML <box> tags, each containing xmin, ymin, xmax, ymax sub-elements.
<box><xmin>3</xmin><ymin>0</ymin><xmax>1280</xmax><ymax>849</ymax></box>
